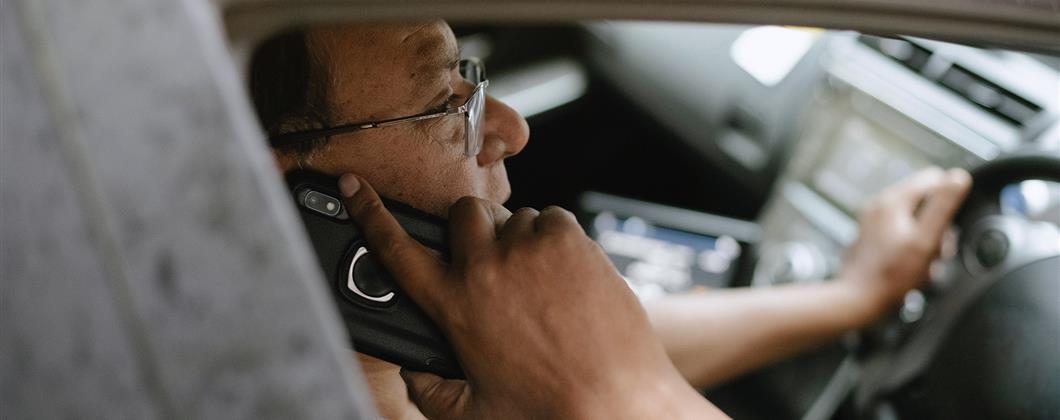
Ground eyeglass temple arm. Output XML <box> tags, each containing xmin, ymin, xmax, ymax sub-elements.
<box><xmin>268</xmin><ymin>109</ymin><xmax>457</xmax><ymax>147</ymax></box>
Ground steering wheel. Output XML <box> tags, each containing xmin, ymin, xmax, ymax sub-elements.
<box><xmin>848</xmin><ymin>153</ymin><xmax>1060</xmax><ymax>419</ymax></box>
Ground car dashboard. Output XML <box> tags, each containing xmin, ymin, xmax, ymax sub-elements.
<box><xmin>753</xmin><ymin>31</ymin><xmax>1056</xmax><ymax>418</ymax></box>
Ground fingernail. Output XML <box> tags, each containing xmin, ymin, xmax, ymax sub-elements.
<box><xmin>339</xmin><ymin>174</ymin><xmax>360</xmax><ymax>197</ymax></box>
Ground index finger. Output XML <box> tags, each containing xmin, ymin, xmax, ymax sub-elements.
<box><xmin>533</xmin><ymin>205</ymin><xmax>581</xmax><ymax>233</ymax></box>
<box><xmin>879</xmin><ymin>167</ymin><xmax>947</xmax><ymax>213</ymax></box>
<box><xmin>338</xmin><ymin>174</ymin><xmax>448</xmax><ymax>311</ymax></box>
<box><xmin>917</xmin><ymin>168</ymin><xmax>972</xmax><ymax>235</ymax></box>
<box><xmin>447</xmin><ymin>197</ymin><xmax>511</xmax><ymax>264</ymax></box>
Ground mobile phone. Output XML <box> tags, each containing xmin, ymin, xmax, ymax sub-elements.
<box><xmin>286</xmin><ymin>170</ymin><xmax>463</xmax><ymax>379</ymax></box>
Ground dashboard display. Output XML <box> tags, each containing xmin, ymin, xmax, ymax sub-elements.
<box><xmin>579</xmin><ymin>192</ymin><xmax>761</xmax><ymax>300</ymax></box>
<box><xmin>592</xmin><ymin>213</ymin><xmax>742</xmax><ymax>298</ymax></box>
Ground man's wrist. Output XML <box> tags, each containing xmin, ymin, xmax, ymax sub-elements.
<box><xmin>643</xmin><ymin>373</ymin><xmax>727</xmax><ymax>419</ymax></box>
<box><xmin>632</xmin><ymin>370</ymin><xmax>727</xmax><ymax>420</ymax></box>
<box><xmin>830</xmin><ymin>275</ymin><xmax>895</xmax><ymax>327</ymax></box>
<box><xmin>567</xmin><ymin>366</ymin><xmax>726</xmax><ymax>420</ymax></box>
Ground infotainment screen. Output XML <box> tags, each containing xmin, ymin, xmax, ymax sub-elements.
<box><xmin>579</xmin><ymin>192</ymin><xmax>761</xmax><ymax>298</ymax></box>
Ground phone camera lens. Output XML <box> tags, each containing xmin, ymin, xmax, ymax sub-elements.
<box><xmin>304</xmin><ymin>190</ymin><xmax>342</xmax><ymax>217</ymax></box>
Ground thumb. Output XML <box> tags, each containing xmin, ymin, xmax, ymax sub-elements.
<box><xmin>400</xmin><ymin>368</ymin><xmax>471</xmax><ymax>419</ymax></box>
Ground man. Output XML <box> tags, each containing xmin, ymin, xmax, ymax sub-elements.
<box><xmin>249</xmin><ymin>21</ymin><xmax>971</xmax><ymax>418</ymax></box>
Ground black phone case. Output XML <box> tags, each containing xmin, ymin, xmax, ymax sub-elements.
<box><xmin>286</xmin><ymin>170</ymin><xmax>463</xmax><ymax>379</ymax></box>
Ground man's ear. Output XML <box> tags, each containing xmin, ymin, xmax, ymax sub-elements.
<box><xmin>271</xmin><ymin>148</ymin><xmax>299</xmax><ymax>173</ymax></box>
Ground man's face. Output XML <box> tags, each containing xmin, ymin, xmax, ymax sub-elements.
<box><xmin>284</xmin><ymin>21</ymin><xmax>530</xmax><ymax>217</ymax></box>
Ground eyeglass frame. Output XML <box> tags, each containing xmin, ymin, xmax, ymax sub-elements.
<box><xmin>267</xmin><ymin>57</ymin><xmax>489</xmax><ymax>157</ymax></box>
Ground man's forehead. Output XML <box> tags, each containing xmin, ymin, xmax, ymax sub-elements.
<box><xmin>310</xmin><ymin>22</ymin><xmax>456</xmax><ymax>68</ymax></box>
<box><xmin>308</xmin><ymin>21</ymin><xmax>458</xmax><ymax>116</ymax></box>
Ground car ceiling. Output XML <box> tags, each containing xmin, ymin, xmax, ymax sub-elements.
<box><xmin>220</xmin><ymin>0</ymin><xmax>1060</xmax><ymax>57</ymax></box>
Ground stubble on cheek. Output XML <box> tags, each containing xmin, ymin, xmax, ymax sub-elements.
<box><xmin>417</xmin><ymin>158</ymin><xmax>512</xmax><ymax>218</ymax></box>
<box><xmin>351</xmin><ymin>133</ymin><xmax>512</xmax><ymax>217</ymax></box>
<box><xmin>489</xmin><ymin>163</ymin><xmax>512</xmax><ymax>204</ymax></box>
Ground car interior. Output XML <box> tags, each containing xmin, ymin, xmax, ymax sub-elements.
<box><xmin>239</xmin><ymin>20</ymin><xmax>1060</xmax><ymax>420</ymax></box>
<box><xmin>4</xmin><ymin>0</ymin><xmax>1058</xmax><ymax>418</ymax></box>
<box><xmin>442</xmin><ymin>22</ymin><xmax>1059</xmax><ymax>420</ymax></box>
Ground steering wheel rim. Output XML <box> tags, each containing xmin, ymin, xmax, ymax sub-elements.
<box><xmin>955</xmin><ymin>153</ymin><xmax>1060</xmax><ymax>230</ymax></box>
<box><xmin>848</xmin><ymin>152</ymin><xmax>1060</xmax><ymax>418</ymax></box>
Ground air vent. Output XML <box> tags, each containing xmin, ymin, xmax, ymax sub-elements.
<box><xmin>859</xmin><ymin>35</ymin><xmax>933</xmax><ymax>73</ymax></box>
<box><xmin>937</xmin><ymin>64</ymin><xmax>1043</xmax><ymax>127</ymax></box>
<box><xmin>859</xmin><ymin>35</ymin><xmax>1045</xmax><ymax>129</ymax></box>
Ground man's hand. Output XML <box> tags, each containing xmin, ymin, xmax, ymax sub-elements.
<box><xmin>337</xmin><ymin>174</ymin><xmax>725</xmax><ymax>420</ymax></box>
<box><xmin>839</xmin><ymin>167</ymin><xmax>972</xmax><ymax>318</ymax></box>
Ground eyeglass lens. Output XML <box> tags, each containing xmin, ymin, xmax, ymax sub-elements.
<box><xmin>466</xmin><ymin>86</ymin><xmax>485</xmax><ymax>156</ymax></box>
<box><xmin>462</xmin><ymin>59</ymin><xmax>486</xmax><ymax>156</ymax></box>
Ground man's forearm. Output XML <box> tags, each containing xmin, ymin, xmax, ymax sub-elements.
<box><xmin>646</xmin><ymin>168</ymin><xmax>970</xmax><ymax>390</ymax></box>
<box><xmin>646</xmin><ymin>279</ymin><xmax>885</xmax><ymax>389</ymax></box>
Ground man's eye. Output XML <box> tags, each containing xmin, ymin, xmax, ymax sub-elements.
<box><xmin>428</xmin><ymin>94</ymin><xmax>459</xmax><ymax>114</ymax></box>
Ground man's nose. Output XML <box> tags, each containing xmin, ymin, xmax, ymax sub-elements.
<box><xmin>477</xmin><ymin>95</ymin><xmax>530</xmax><ymax>166</ymax></box>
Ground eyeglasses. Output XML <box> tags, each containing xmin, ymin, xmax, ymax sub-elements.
<box><xmin>268</xmin><ymin>57</ymin><xmax>489</xmax><ymax>157</ymax></box>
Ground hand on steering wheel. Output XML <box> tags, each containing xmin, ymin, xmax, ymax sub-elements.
<box><xmin>851</xmin><ymin>154</ymin><xmax>1060</xmax><ymax>418</ymax></box>
<box><xmin>837</xmin><ymin>167</ymin><xmax>972</xmax><ymax>321</ymax></box>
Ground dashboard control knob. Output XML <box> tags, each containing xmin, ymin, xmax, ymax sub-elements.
<box><xmin>974</xmin><ymin>229</ymin><xmax>1009</xmax><ymax>269</ymax></box>
<box><xmin>345</xmin><ymin>246</ymin><xmax>396</xmax><ymax>305</ymax></box>
<box><xmin>753</xmin><ymin>242</ymin><xmax>830</xmax><ymax>286</ymax></box>
<box><xmin>899</xmin><ymin>289</ymin><xmax>926</xmax><ymax>323</ymax></box>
